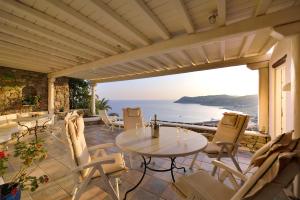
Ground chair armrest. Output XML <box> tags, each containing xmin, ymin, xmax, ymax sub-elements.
<box><xmin>72</xmin><ymin>155</ymin><xmax>116</xmax><ymax>172</ymax></box>
<box><xmin>88</xmin><ymin>143</ymin><xmax>115</xmax><ymax>152</ymax></box>
<box><xmin>212</xmin><ymin>160</ymin><xmax>247</xmax><ymax>181</ymax></box>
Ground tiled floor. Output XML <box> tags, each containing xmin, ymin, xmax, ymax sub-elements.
<box><xmin>4</xmin><ymin>122</ymin><xmax>253</xmax><ymax>200</ymax></box>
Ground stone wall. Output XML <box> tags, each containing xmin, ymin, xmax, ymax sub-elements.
<box><xmin>0</xmin><ymin>66</ymin><xmax>70</xmax><ymax>114</ymax></box>
<box><xmin>0</xmin><ymin>66</ymin><xmax>48</xmax><ymax>114</ymax></box>
<box><xmin>54</xmin><ymin>77</ymin><xmax>70</xmax><ymax>112</ymax></box>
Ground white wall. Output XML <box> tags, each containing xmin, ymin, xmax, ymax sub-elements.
<box><xmin>269</xmin><ymin>38</ymin><xmax>294</xmax><ymax>138</ymax></box>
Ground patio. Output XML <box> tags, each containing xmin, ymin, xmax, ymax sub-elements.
<box><xmin>0</xmin><ymin>0</ymin><xmax>300</xmax><ymax>199</ymax></box>
<box><xmin>4</xmin><ymin>122</ymin><xmax>253</xmax><ymax>200</ymax></box>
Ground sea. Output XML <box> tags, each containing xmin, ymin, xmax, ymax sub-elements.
<box><xmin>108</xmin><ymin>100</ymin><xmax>236</xmax><ymax>123</ymax></box>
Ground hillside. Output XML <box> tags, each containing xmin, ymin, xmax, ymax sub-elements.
<box><xmin>174</xmin><ymin>95</ymin><xmax>258</xmax><ymax>116</ymax></box>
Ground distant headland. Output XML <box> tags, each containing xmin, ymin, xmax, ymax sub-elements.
<box><xmin>174</xmin><ymin>94</ymin><xmax>258</xmax><ymax>117</ymax></box>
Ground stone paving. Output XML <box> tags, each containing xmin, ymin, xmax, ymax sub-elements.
<box><xmin>4</xmin><ymin>123</ymin><xmax>254</xmax><ymax>200</ymax></box>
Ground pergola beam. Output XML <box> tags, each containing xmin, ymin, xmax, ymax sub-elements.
<box><xmin>216</xmin><ymin>0</ymin><xmax>226</xmax><ymax>26</ymax></box>
<box><xmin>90</xmin><ymin>0</ymin><xmax>151</xmax><ymax>46</ymax></box>
<box><xmin>45</xmin><ymin>0</ymin><xmax>134</xmax><ymax>51</ymax></box>
<box><xmin>49</xmin><ymin>5</ymin><xmax>300</xmax><ymax>78</ymax></box>
<box><xmin>92</xmin><ymin>54</ymin><xmax>270</xmax><ymax>83</ymax></box>
<box><xmin>0</xmin><ymin>23</ymin><xmax>94</xmax><ymax>61</ymax></box>
<box><xmin>131</xmin><ymin>0</ymin><xmax>171</xmax><ymax>40</ymax></box>
<box><xmin>0</xmin><ymin>41</ymin><xmax>77</xmax><ymax>65</ymax></box>
<box><xmin>255</xmin><ymin>0</ymin><xmax>273</xmax><ymax>16</ymax></box>
<box><xmin>239</xmin><ymin>33</ymin><xmax>256</xmax><ymax>57</ymax></box>
<box><xmin>174</xmin><ymin>0</ymin><xmax>194</xmax><ymax>33</ymax></box>
<box><xmin>0</xmin><ymin>10</ymin><xmax>105</xmax><ymax>58</ymax></box>
<box><xmin>0</xmin><ymin>0</ymin><xmax>119</xmax><ymax>55</ymax></box>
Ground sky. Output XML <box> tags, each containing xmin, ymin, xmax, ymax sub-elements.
<box><xmin>96</xmin><ymin>65</ymin><xmax>258</xmax><ymax>100</ymax></box>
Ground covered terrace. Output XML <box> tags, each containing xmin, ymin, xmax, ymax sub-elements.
<box><xmin>1</xmin><ymin>0</ymin><xmax>300</xmax><ymax>199</ymax></box>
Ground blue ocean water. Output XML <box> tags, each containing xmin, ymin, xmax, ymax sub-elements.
<box><xmin>108</xmin><ymin>100</ymin><xmax>233</xmax><ymax>123</ymax></box>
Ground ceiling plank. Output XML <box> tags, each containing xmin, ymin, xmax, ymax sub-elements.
<box><xmin>0</xmin><ymin>48</ymin><xmax>73</xmax><ymax>67</ymax></box>
<box><xmin>49</xmin><ymin>5</ymin><xmax>300</xmax><ymax>78</ymax></box>
<box><xmin>174</xmin><ymin>0</ymin><xmax>194</xmax><ymax>33</ymax></box>
<box><xmin>130</xmin><ymin>0</ymin><xmax>171</xmax><ymax>40</ymax></box>
<box><xmin>92</xmin><ymin>54</ymin><xmax>270</xmax><ymax>83</ymax></box>
<box><xmin>0</xmin><ymin>0</ymin><xmax>119</xmax><ymax>55</ymax></box>
<box><xmin>255</xmin><ymin>0</ymin><xmax>273</xmax><ymax>16</ymax></box>
<box><xmin>0</xmin><ymin>10</ymin><xmax>105</xmax><ymax>58</ymax></box>
<box><xmin>0</xmin><ymin>23</ymin><xmax>94</xmax><ymax>61</ymax></box>
<box><xmin>161</xmin><ymin>54</ymin><xmax>182</xmax><ymax>68</ymax></box>
<box><xmin>238</xmin><ymin>33</ymin><xmax>256</xmax><ymax>57</ymax></box>
<box><xmin>259</xmin><ymin>37</ymin><xmax>277</xmax><ymax>54</ymax></box>
<box><xmin>198</xmin><ymin>47</ymin><xmax>210</xmax><ymax>63</ymax></box>
<box><xmin>44</xmin><ymin>0</ymin><xmax>134</xmax><ymax>51</ymax></box>
<box><xmin>90</xmin><ymin>0</ymin><xmax>151</xmax><ymax>45</ymax></box>
<box><xmin>216</xmin><ymin>0</ymin><xmax>226</xmax><ymax>26</ymax></box>
<box><xmin>177</xmin><ymin>50</ymin><xmax>195</xmax><ymax>65</ymax></box>
<box><xmin>220</xmin><ymin>40</ymin><xmax>226</xmax><ymax>60</ymax></box>
<box><xmin>0</xmin><ymin>60</ymin><xmax>50</xmax><ymax>73</ymax></box>
<box><xmin>0</xmin><ymin>32</ymin><xmax>81</xmax><ymax>63</ymax></box>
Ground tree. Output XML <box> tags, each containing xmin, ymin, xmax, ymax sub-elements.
<box><xmin>96</xmin><ymin>97</ymin><xmax>112</xmax><ymax>112</ymax></box>
<box><xmin>69</xmin><ymin>78</ymin><xmax>91</xmax><ymax>109</ymax></box>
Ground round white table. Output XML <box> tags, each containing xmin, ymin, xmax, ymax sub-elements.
<box><xmin>116</xmin><ymin>126</ymin><xmax>207</xmax><ymax>199</ymax></box>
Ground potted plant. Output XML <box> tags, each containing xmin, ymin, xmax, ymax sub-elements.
<box><xmin>0</xmin><ymin>138</ymin><xmax>49</xmax><ymax>200</ymax></box>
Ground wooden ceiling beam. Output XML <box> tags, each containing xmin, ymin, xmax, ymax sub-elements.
<box><xmin>49</xmin><ymin>5</ymin><xmax>300</xmax><ymax>78</ymax></box>
<box><xmin>0</xmin><ymin>32</ymin><xmax>81</xmax><ymax>63</ymax></box>
<box><xmin>130</xmin><ymin>0</ymin><xmax>171</xmax><ymax>40</ymax></box>
<box><xmin>255</xmin><ymin>0</ymin><xmax>273</xmax><ymax>16</ymax></box>
<box><xmin>216</xmin><ymin>0</ymin><xmax>226</xmax><ymax>26</ymax></box>
<box><xmin>90</xmin><ymin>0</ymin><xmax>151</xmax><ymax>46</ymax></box>
<box><xmin>0</xmin><ymin>52</ymin><xmax>64</xmax><ymax>68</ymax></box>
<box><xmin>0</xmin><ymin>0</ymin><xmax>119</xmax><ymax>55</ymax></box>
<box><xmin>92</xmin><ymin>54</ymin><xmax>270</xmax><ymax>83</ymax></box>
<box><xmin>220</xmin><ymin>41</ymin><xmax>226</xmax><ymax>60</ymax></box>
<box><xmin>174</xmin><ymin>0</ymin><xmax>194</xmax><ymax>33</ymax></box>
<box><xmin>45</xmin><ymin>0</ymin><xmax>134</xmax><ymax>51</ymax></box>
<box><xmin>0</xmin><ymin>23</ymin><xmax>91</xmax><ymax>62</ymax></box>
<box><xmin>161</xmin><ymin>54</ymin><xmax>182</xmax><ymax>68</ymax></box>
<box><xmin>198</xmin><ymin>47</ymin><xmax>210</xmax><ymax>63</ymax></box>
<box><xmin>0</xmin><ymin>10</ymin><xmax>105</xmax><ymax>58</ymax></box>
<box><xmin>0</xmin><ymin>60</ymin><xmax>49</xmax><ymax>73</ymax></box>
<box><xmin>0</xmin><ymin>48</ymin><xmax>72</xmax><ymax>67</ymax></box>
<box><xmin>0</xmin><ymin>41</ymin><xmax>77</xmax><ymax>65</ymax></box>
<box><xmin>238</xmin><ymin>33</ymin><xmax>256</xmax><ymax>57</ymax></box>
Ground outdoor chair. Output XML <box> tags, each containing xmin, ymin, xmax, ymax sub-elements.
<box><xmin>98</xmin><ymin>109</ymin><xmax>123</xmax><ymax>131</ymax></box>
<box><xmin>122</xmin><ymin>107</ymin><xmax>146</xmax><ymax>131</ymax></box>
<box><xmin>122</xmin><ymin>107</ymin><xmax>151</xmax><ymax>168</ymax></box>
<box><xmin>64</xmin><ymin>111</ymin><xmax>127</xmax><ymax>200</ymax></box>
<box><xmin>190</xmin><ymin>113</ymin><xmax>250</xmax><ymax>175</ymax></box>
<box><xmin>175</xmin><ymin>131</ymin><xmax>300</xmax><ymax>200</ymax></box>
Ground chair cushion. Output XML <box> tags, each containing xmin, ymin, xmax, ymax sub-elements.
<box><xmin>175</xmin><ymin>170</ymin><xmax>235</xmax><ymax>200</ymax></box>
<box><xmin>127</xmin><ymin>108</ymin><xmax>140</xmax><ymax>117</ymax></box>
<box><xmin>221</xmin><ymin>113</ymin><xmax>238</xmax><ymax>127</ymax></box>
<box><xmin>68</xmin><ymin>117</ymin><xmax>91</xmax><ymax>177</ymax></box>
<box><xmin>212</xmin><ymin>114</ymin><xmax>249</xmax><ymax>152</ymax></box>
<box><xmin>92</xmin><ymin>153</ymin><xmax>126</xmax><ymax>175</ymax></box>
<box><xmin>203</xmin><ymin>142</ymin><xmax>223</xmax><ymax>154</ymax></box>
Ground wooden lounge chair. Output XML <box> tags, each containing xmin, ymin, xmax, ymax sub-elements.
<box><xmin>122</xmin><ymin>107</ymin><xmax>146</xmax><ymax>131</ymax></box>
<box><xmin>98</xmin><ymin>109</ymin><xmax>123</xmax><ymax>131</ymax></box>
<box><xmin>64</xmin><ymin>111</ymin><xmax>127</xmax><ymax>200</ymax></box>
<box><xmin>176</xmin><ymin>131</ymin><xmax>300</xmax><ymax>200</ymax></box>
<box><xmin>190</xmin><ymin>113</ymin><xmax>250</xmax><ymax>175</ymax></box>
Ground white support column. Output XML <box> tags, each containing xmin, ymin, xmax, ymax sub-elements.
<box><xmin>48</xmin><ymin>77</ymin><xmax>55</xmax><ymax>115</ymax></box>
<box><xmin>292</xmin><ymin>34</ymin><xmax>300</xmax><ymax>198</ymax></box>
<box><xmin>91</xmin><ymin>82</ymin><xmax>97</xmax><ymax>116</ymax></box>
<box><xmin>258</xmin><ymin>67</ymin><xmax>269</xmax><ymax>133</ymax></box>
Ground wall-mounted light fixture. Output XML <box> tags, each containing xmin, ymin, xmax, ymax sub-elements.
<box><xmin>208</xmin><ymin>10</ymin><xmax>218</xmax><ymax>24</ymax></box>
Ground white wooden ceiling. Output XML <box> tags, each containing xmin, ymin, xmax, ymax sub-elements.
<box><xmin>0</xmin><ymin>0</ymin><xmax>299</xmax><ymax>82</ymax></box>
